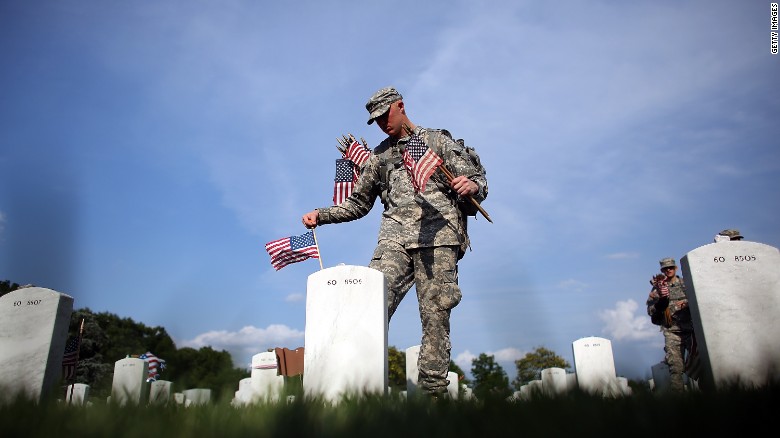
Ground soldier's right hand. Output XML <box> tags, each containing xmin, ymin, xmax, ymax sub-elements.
<box><xmin>302</xmin><ymin>210</ymin><xmax>319</xmax><ymax>229</ymax></box>
<box><xmin>658</xmin><ymin>281</ymin><xmax>669</xmax><ymax>297</ymax></box>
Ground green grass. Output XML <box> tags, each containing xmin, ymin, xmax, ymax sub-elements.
<box><xmin>1</xmin><ymin>386</ymin><xmax>776</xmax><ymax>437</ymax></box>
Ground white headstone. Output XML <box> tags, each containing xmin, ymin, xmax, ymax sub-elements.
<box><xmin>0</xmin><ymin>287</ymin><xmax>73</xmax><ymax>403</ymax></box>
<box><xmin>541</xmin><ymin>367</ymin><xmax>568</xmax><ymax>396</ymax></box>
<box><xmin>681</xmin><ymin>241</ymin><xmax>780</xmax><ymax>390</ymax></box>
<box><xmin>149</xmin><ymin>380</ymin><xmax>172</xmax><ymax>405</ymax></box>
<box><xmin>64</xmin><ymin>383</ymin><xmax>89</xmax><ymax>406</ymax></box>
<box><xmin>303</xmin><ymin>265</ymin><xmax>388</xmax><ymax>403</ymax></box>
<box><xmin>405</xmin><ymin>345</ymin><xmax>421</xmax><ymax>396</ymax></box>
<box><xmin>461</xmin><ymin>384</ymin><xmax>474</xmax><ymax>400</ymax></box>
<box><xmin>528</xmin><ymin>379</ymin><xmax>543</xmax><ymax>398</ymax></box>
<box><xmin>173</xmin><ymin>392</ymin><xmax>185</xmax><ymax>405</ymax></box>
<box><xmin>572</xmin><ymin>336</ymin><xmax>617</xmax><ymax>395</ymax></box>
<box><xmin>111</xmin><ymin>357</ymin><xmax>149</xmax><ymax>406</ymax></box>
<box><xmin>231</xmin><ymin>377</ymin><xmax>254</xmax><ymax>407</ymax></box>
<box><xmin>446</xmin><ymin>371</ymin><xmax>459</xmax><ymax>399</ymax></box>
<box><xmin>182</xmin><ymin>388</ymin><xmax>211</xmax><ymax>406</ymax></box>
<box><xmin>518</xmin><ymin>384</ymin><xmax>532</xmax><ymax>401</ymax></box>
<box><xmin>651</xmin><ymin>361</ymin><xmax>671</xmax><ymax>393</ymax></box>
<box><xmin>250</xmin><ymin>351</ymin><xmax>284</xmax><ymax>403</ymax></box>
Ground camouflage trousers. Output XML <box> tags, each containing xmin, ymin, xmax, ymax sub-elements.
<box><xmin>369</xmin><ymin>240</ymin><xmax>462</xmax><ymax>395</ymax></box>
<box><xmin>663</xmin><ymin>326</ymin><xmax>694</xmax><ymax>392</ymax></box>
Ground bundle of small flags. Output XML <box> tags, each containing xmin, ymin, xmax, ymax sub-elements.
<box><xmin>334</xmin><ymin>134</ymin><xmax>371</xmax><ymax>204</ymax></box>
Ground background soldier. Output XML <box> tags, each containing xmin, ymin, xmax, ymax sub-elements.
<box><xmin>302</xmin><ymin>87</ymin><xmax>487</xmax><ymax>397</ymax></box>
<box><xmin>714</xmin><ymin>228</ymin><xmax>744</xmax><ymax>242</ymax></box>
<box><xmin>646</xmin><ymin>257</ymin><xmax>694</xmax><ymax>392</ymax></box>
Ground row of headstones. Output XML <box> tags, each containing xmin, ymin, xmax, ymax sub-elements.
<box><xmin>231</xmin><ymin>345</ymin><xmax>473</xmax><ymax>406</ymax></box>
<box><xmin>108</xmin><ymin>357</ymin><xmax>212</xmax><ymax>406</ymax></box>
<box><xmin>2</xmin><ymin>240</ymin><xmax>778</xmax><ymax>404</ymax></box>
<box><xmin>62</xmin><ymin>357</ymin><xmax>212</xmax><ymax>406</ymax></box>
<box><xmin>231</xmin><ymin>334</ymin><xmax>630</xmax><ymax>405</ymax></box>
<box><xmin>509</xmin><ymin>369</ymin><xmax>632</xmax><ymax>401</ymax></box>
<box><xmin>506</xmin><ymin>336</ymin><xmax>633</xmax><ymax>401</ymax></box>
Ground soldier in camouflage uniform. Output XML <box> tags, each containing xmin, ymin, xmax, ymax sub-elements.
<box><xmin>646</xmin><ymin>257</ymin><xmax>694</xmax><ymax>392</ymax></box>
<box><xmin>302</xmin><ymin>87</ymin><xmax>488</xmax><ymax>396</ymax></box>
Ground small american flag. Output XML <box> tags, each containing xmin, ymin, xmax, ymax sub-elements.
<box><xmin>265</xmin><ymin>230</ymin><xmax>320</xmax><ymax>271</ymax></box>
<box><xmin>345</xmin><ymin>139</ymin><xmax>371</xmax><ymax>167</ymax></box>
<box><xmin>140</xmin><ymin>351</ymin><xmax>166</xmax><ymax>381</ymax></box>
<box><xmin>403</xmin><ymin>134</ymin><xmax>443</xmax><ymax>192</ymax></box>
<box><xmin>61</xmin><ymin>336</ymin><xmax>80</xmax><ymax>381</ymax></box>
<box><xmin>333</xmin><ymin>158</ymin><xmax>355</xmax><ymax>205</ymax></box>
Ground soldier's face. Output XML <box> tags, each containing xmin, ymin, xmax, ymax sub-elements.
<box><xmin>375</xmin><ymin>101</ymin><xmax>404</xmax><ymax>138</ymax></box>
<box><xmin>662</xmin><ymin>266</ymin><xmax>676</xmax><ymax>278</ymax></box>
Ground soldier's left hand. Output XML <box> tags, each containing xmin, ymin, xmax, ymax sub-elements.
<box><xmin>450</xmin><ymin>176</ymin><xmax>477</xmax><ymax>197</ymax></box>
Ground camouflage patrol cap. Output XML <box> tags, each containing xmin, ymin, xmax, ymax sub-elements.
<box><xmin>718</xmin><ymin>229</ymin><xmax>743</xmax><ymax>240</ymax></box>
<box><xmin>366</xmin><ymin>87</ymin><xmax>402</xmax><ymax>125</ymax></box>
<box><xmin>659</xmin><ymin>258</ymin><xmax>676</xmax><ymax>270</ymax></box>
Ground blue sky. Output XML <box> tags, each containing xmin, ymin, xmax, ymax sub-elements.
<box><xmin>1</xmin><ymin>1</ymin><xmax>778</xmax><ymax>382</ymax></box>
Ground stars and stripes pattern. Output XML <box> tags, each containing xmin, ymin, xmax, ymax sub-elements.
<box><xmin>333</xmin><ymin>139</ymin><xmax>371</xmax><ymax>204</ymax></box>
<box><xmin>333</xmin><ymin>158</ymin><xmax>355</xmax><ymax>205</ymax></box>
<box><xmin>265</xmin><ymin>230</ymin><xmax>320</xmax><ymax>271</ymax></box>
<box><xmin>344</xmin><ymin>139</ymin><xmax>371</xmax><ymax>167</ymax></box>
<box><xmin>403</xmin><ymin>134</ymin><xmax>443</xmax><ymax>192</ymax></box>
<box><xmin>140</xmin><ymin>351</ymin><xmax>166</xmax><ymax>381</ymax></box>
<box><xmin>61</xmin><ymin>336</ymin><xmax>80</xmax><ymax>381</ymax></box>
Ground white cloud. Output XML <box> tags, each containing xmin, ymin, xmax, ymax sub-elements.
<box><xmin>489</xmin><ymin>347</ymin><xmax>526</xmax><ymax>363</ymax></box>
<box><xmin>179</xmin><ymin>324</ymin><xmax>304</xmax><ymax>367</ymax></box>
<box><xmin>558</xmin><ymin>279</ymin><xmax>588</xmax><ymax>292</ymax></box>
<box><xmin>454</xmin><ymin>350</ymin><xmax>477</xmax><ymax>371</ymax></box>
<box><xmin>598</xmin><ymin>299</ymin><xmax>660</xmax><ymax>342</ymax></box>
<box><xmin>285</xmin><ymin>293</ymin><xmax>304</xmax><ymax>303</ymax></box>
<box><xmin>454</xmin><ymin>347</ymin><xmax>526</xmax><ymax>377</ymax></box>
<box><xmin>606</xmin><ymin>252</ymin><xmax>640</xmax><ymax>260</ymax></box>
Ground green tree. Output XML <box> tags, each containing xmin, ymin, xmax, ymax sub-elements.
<box><xmin>512</xmin><ymin>346</ymin><xmax>571</xmax><ymax>390</ymax></box>
<box><xmin>470</xmin><ymin>353</ymin><xmax>511</xmax><ymax>400</ymax></box>
<box><xmin>1</xmin><ymin>279</ymin><xmax>20</xmax><ymax>299</ymax></box>
<box><xmin>64</xmin><ymin>308</ymin><xmax>114</xmax><ymax>399</ymax></box>
<box><xmin>169</xmin><ymin>346</ymin><xmax>247</xmax><ymax>402</ymax></box>
<box><xmin>387</xmin><ymin>346</ymin><xmax>406</xmax><ymax>391</ymax></box>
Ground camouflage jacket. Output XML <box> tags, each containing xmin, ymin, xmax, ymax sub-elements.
<box><xmin>316</xmin><ymin>126</ymin><xmax>487</xmax><ymax>254</ymax></box>
<box><xmin>646</xmin><ymin>275</ymin><xmax>692</xmax><ymax>330</ymax></box>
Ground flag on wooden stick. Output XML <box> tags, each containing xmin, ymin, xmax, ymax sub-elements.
<box><xmin>265</xmin><ymin>230</ymin><xmax>320</xmax><ymax>271</ymax></box>
<box><xmin>403</xmin><ymin>134</ymin><xmax>443</xmax><ymax>192</ymax></box>
<box><xmin>61</xmin><ymin>336</ymin><xmax>80</xmax><ymax>381</ymax></box>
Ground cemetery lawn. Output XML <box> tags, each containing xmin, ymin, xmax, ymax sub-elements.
<box><xmin>1</xmin><ymin>385</ymin><xmax>776</xmax><ymax>437</ymax></box>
